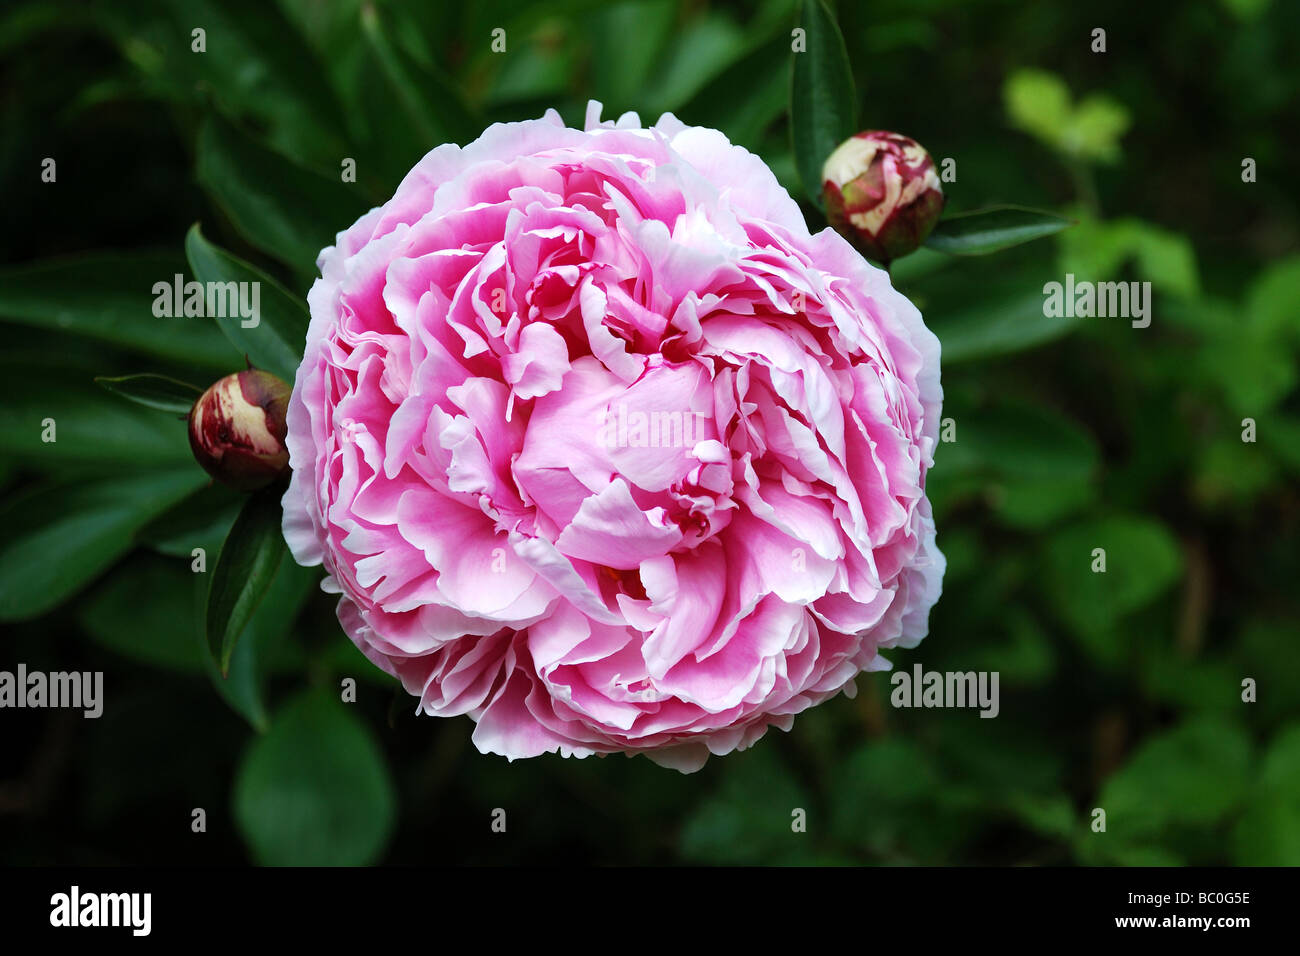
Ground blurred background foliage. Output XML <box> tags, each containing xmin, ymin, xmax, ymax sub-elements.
<box><xmin>1</xmin><ymin>0</ymin><xmax>1297</xmax><ymax>865</ymax></box>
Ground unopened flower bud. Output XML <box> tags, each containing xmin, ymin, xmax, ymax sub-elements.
<box><xmin>823</xmin><ymin>131</ymin><xmax>945</xmax><ymax>264</ymax></box>
<box><xmin>188</xmin><ymin>370</ymin><xmax>291</xmax><ymax>491</ymax></box>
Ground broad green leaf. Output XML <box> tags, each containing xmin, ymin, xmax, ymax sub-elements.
<box><xmin>0</xmin><ymin>253</ymin><xmax>233</xmax><ymax>371</ymax></box>
<box><xmin>1198</xmin><ymin>330</ymin><xmax>1295</xmax><ymax>415</ymax></box>
<box><xmin>233</xmin><ymin>688</ymin><xmax>396</xmax><ymax>865</ymax></box>
<box><xmin>935</xmin><ymin>399</ymin><xmax>1099</xmax><ymax>483</ymax></box>
<box><xmin>934</xmin><ymin>400</ymin><xmax>1097</xmax><ymax>526</ymax></box>
<box><xmin>931</xmin><ymin>290</ymin><xmax>1081</xmax><ymax>363</ymax></box>
<box><xmin>0</xmin><ymin>469</ymin><xmax>206</xmax><ymax>621</ymax></box>
<box><xmin>1065</xmin><ymin>95</ymin><xmax>1131</xmax><ymax>163</ymax></box>
<box><xmin>1004</xmin><ymin>69</ymin><xmax>1130</xmax><ymax>164</ymax></box>
<box><xmin>790</xmin><ymin>0</ymin><xmax>857</xmax><ymax>205</ymax></box>
<box><xmin>828</xmin><ymin>737</ymin><xmax>976</xmax><ymax>862</ymax></box>
<box><xmin>185</xmin><ymin>225</ymin><xmax>309</xmax><ymax>382</ymax></box>
<box><xmin>1129</xmin><ymin>223</ymin><xmax>1199</xmax><ymax>297</ymax></box>
<box><xmin>1059</xmin><ymin>217</ymin><xmax>1199</xmax><ymax>298</ymax></box>
<box><xmin>993</xmin><ymin>478</ymin><xmax>1095</xmax><ymax>529</ymax></box>
<box><xmin>679</xmin><ymin>745</ymin><xmax>812</xmax><ymax>864</ymax></box>
<box><xmin>1099</xmin><ymin>717</ymin><xmax>1252</xmax><ymax>843</ymax></box>
<box><xmin>80</xmin><ymin>554</ymin><xmax>205</xmax><ymax>672</ymax></box>
<box><xmin>679</xmin><ymin>33</ymin><xmax>790</xmax><ymax>151</ymax></box>
<box><xmin>925</xmin><ymin>206</ymin><xmax>1074</xmax><ymax>256</ymax></box>
<box><xmin>1045</xmin><ymin>515</ymin><xmax>1184</xmax><ymax>662</ymax></box>
<box><xmin>195</xmin><ymin>114</ymin><xmax>368</xmax><ymax>282</ymax></box>
<box><xmin>206</xmin><ymin>483</ymin><xmax>288</xmax><ymax>675</ymax></box>
<box><xmin>1234</xmin><ymin>724</ymin><xmax>1300</xmax><ymax>865</ymax></box>
<box><xmin>889</xmin><ymin>246</ymin><xmax>957</xmax><ymax>284</ymax></box>
<box><xmin>136</xmin><ymin>481</ymin><xmax>244</xmax><ymax>558</ymax></box>
<box><xmin>1006</xmin><ymin>791</ymin><xmax>1076</xmax><ymax>840</ymax></box>
<box><xmin>204</xmin><ymin>558</ymin><xmax>316</xmax><ymax>731</ymax></box>
<box><xmin>1004</xmin><ymin>69</ymin><xmax>1073</xmax><ymax>147</ymax></box>
<box><xmin>962</xmin><ymin>607</ymin><xmax>1056</xmax><ymax>685</ymax></box>
<box><xmin>0</xmin><ymin>367</ymin><xmax>194</xmax><ymax>467</ymax></box>
<box><xmin>1246</xmin><ymin>253</ymin><xmax>1300</xmax><ymax>340</ymax></box>
<box><xmin>96</xmin><ymin>373</ymin><xmax>201</xmax><ymax>414</ymax></box>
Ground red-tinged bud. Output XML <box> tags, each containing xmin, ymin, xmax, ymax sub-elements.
<box><xmin>188</xmin><ymin>370</ymin><xmax>291</xmax><ymax>491</ymax></box>
<box><xmin>823</xmin><ymin>131</ymin><xmax>945</xmax><ymax>265</ymax></box>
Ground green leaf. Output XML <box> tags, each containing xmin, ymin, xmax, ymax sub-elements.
<box><xmin>205</xmin><ymin>483</ymin><xmax>287</xmax><ymax>675</ymax></box>
<box><xmin>0</xmin><ymin>253</ymin><xmax>234</xmax><ymax>371</ymax></box>
<box><xmin>790</xmin><ymin>0</ymin><xmax>857</xmax><ymax>206</ymax></box>
<box><xmin>935</xmin><ymin>398</ymin><xmax>1099</xmax><ymax>482</ymax></box>
<box><xmin>195</xmin><ymin>114</ymin><xmax>368</xmax><ymax>282</ymax></box>
<box><xmin>1045</xmin><ymin>515</ymin><xmax>1184</xmax><ymax>663</ymax></box>
<box><xmin>233</xmin><ymin>688</ymin><xmax>396</xmax><ymax>865</ymax></box>
<box><xmin>679</xmin><ymin>745</ymin><xmax>812</xmax><ymax>864</ymax></box>
<box><xmin>1004</xmin><ymin>69</ymin><xmax>1073</xmax><ymax>147</ymax></box>
<box><xmin>96</xmin><ymin>373</ymin><xmax>201</xmax><ymax>414</ymax></box>
<box><xmin>1198</xmin><ymin>332</ymin><xmax>1296</xmax><ymax>416</ymax></box>
<box><xmin>102</xmin><ymin>0</ymin><xmax>350</xmax><ymax>170</ymax></box>
<box><xmin>135</xmin><ymin>481</ymin><xmax>244</xmax><ymax>558</ymax></box>
<box><xmin>588</xmin><ymin>0</ymin><xmax>677</xmax><ymax>113</ymax></box>
<box><xmin>828</xmin><ymin>737</ymin><xmax>982</xmax><ymax>862</ymax></box>
<box><xmin>677</xmin><ymin>33</ymin><xmax>789</xmax><ymax>151</ymax></box>
<box><xmin>1004</xmin><ymin>69</ymin><xmax>1130</xmax><ymax>164</ymax></box>
<box><xmin>0</xmin><ymin>469</ymin><xmax>207</xmax><ymax>621</ymax></box>
<box><xmin>1128</xmin><ymin>223</ymin><xmax>1199</xmax><ymax>297</ymax></box>
<box><xmin>643</xmin><ymin>13</ymin><xmax>746</xmax><ymax>115</ymax></box>
<box><xmin>1066</xmin><ymin>95</ymin><xmax>1131</xmax><ymax>164</ymax></box>
<box><xmin>184</xmin><ymin>224</ymin><xmax>309</xmax><ymax>382</ymax></box>
<box><xmin>1234</xmin><ymin>724</ymin><xmax>1300</xmax><ymax>865</ymax></box>
<box><xmin>353</xmin><ymin>3</ymin><xmax>478</xmax><ymax>188</ymax></box>
<box><xmin>80</xmin><ymin>554</ymin><xmax>205</xmax><ymax>672</ymax></box>
<box><xmin>1099</xmin><ymin>717</ymin><xmax>1252</xmax><ymax>843</ymax></box>
<box><xmin>931</xmin><ymin>290</ymin><xmax>1081</xmax><ymax>364</ymax></box>
<box><xmin>0</xmin><ymin>367</ymin><xmax>194</xmax><ymax>468</ymax></box>
<box><xmin>1246</xmin><ymin>253</ymin><xmax>1300</xmax><ymax>341</ymax></box>
<box><xmin>204</xmin><ymin>558</ymin><xmax>315</xmax><ymax>731</ymax></box>
<box><xmin>926</xmin><ymin>205</ymin><xmax>1074</xmax><ymax>256</ymax></box>
<box><xmin>1058</xmin><ymin>216</ymin><xmax>1199</xmax><ymax>298</ymax></box>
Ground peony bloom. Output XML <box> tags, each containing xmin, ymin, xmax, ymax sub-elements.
<box><xmin>189</xmin><ymin>370</ymin><xmax>291</xmax><ymax>490</ymax></box>
<box><xmin>282</xmin><ymin>103</ymin><xmax>944</xmax><ymax>771</ymax></box>
<box><xmin>823</xmin><ymin>131</ymin><xmax>944</xmax><ymax>264</ymax></box>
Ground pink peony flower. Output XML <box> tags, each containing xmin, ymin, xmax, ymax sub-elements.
<box><xmin>282</xmin><ymin>102</ymin><xmax>944</xmax><ymax>771</ymax></box>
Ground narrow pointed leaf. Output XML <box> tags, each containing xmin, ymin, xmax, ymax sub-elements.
<box><xmin>925</xmin><ymin>205</ymin><xmax>1074</xmax><ymax>256</ymax></box>
<box><xmin>0</xmin><ymin>469</ymin><xmax>207</xmax><ymax>621</ymax></box>
<box><xmin>206</xmin><ymin>483</ymin><xmax>288</xmax><ymax>676</ymax></box>
<box><xmin>195</xmin><ymin>114</ymin><xmax>367</xmax><ymax>281</ymax></box>
<box><xmin>96</xmin><ymin>373</ymin><xmax>202</xmax><ymax>414</ymax></box>
<box><xmin>790</xmin><ymin>0</ymin><xmax>857</xmax><ymax>206</ymax></box>
<box><xmin>0</xmin><ymin>253</ymin><xmax>233</xmax><ymax>370</ymax></box>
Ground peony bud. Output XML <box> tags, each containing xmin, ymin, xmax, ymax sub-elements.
<box><xmin>188</xmin><ymin>370</ymin><xmax>291</xmax><ymax>491</ymax></box>
<box><xmin>823</xmin><ymin>131</ymin><xmax>945</xmax><ymax>264</ymax></box>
